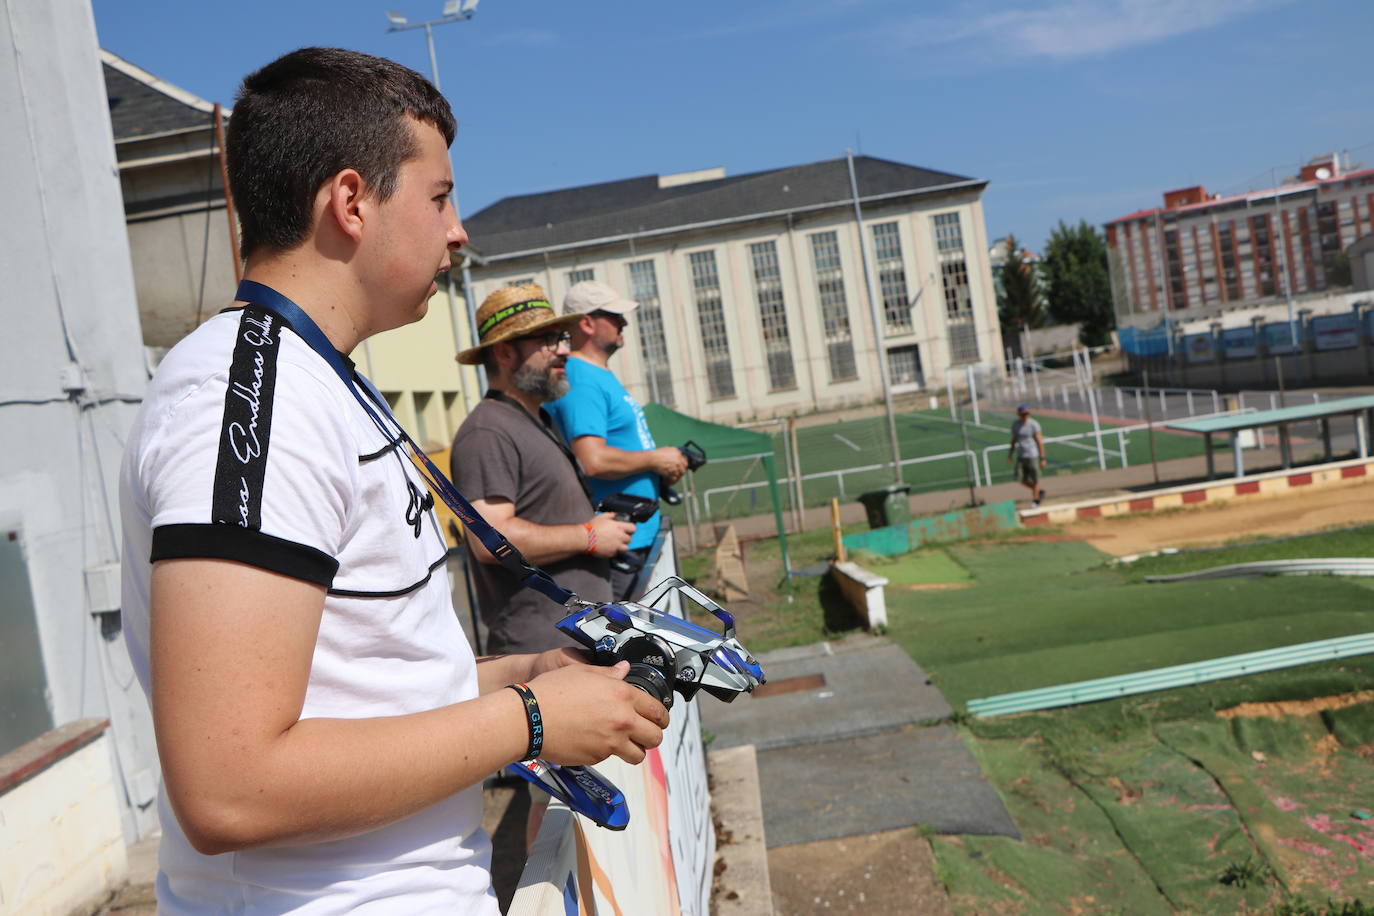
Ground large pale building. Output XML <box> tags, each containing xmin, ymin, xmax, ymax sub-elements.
<box><xmin>1106</xmin><ymin>153</ymin><xmax>1373</xmax><ymax>327</ymax></box>
<box><xmin>460</xmin><ymin>156</ymin><xmax>1004</xmax><ymax>424</ymax></box>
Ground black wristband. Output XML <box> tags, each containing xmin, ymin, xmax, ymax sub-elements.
<box><xmin>507</xmin><ymin>683</ymin><xmax>544</xmax><ymax>762</ymax></box>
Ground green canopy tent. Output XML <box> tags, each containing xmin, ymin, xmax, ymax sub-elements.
<box><xmin>642</xmin><ymin>402</ymin><xmax>791</xmax><ymax>577</ymax></box>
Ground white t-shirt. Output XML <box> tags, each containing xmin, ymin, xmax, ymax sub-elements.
<box><xmin>119</xmin><ymin>307</ymin><xmax>497</xmax><ymax>914</ymax></box>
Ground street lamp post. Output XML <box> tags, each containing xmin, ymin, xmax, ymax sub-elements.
<box><xmin>385</xmin><ymin>2</ymin><xmax>484</xmax><ymax>407</ymax></box>
<box><xmin>846</xmin><ymin>149</ymin><xmax>905</xmax><ymax>487</ymax></box>
<box><xmin>385</xmin><ymin>1</ymin><xmax>479</xmax><ymax>91</ymax></box>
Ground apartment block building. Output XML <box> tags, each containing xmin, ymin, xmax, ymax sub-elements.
<box><xmin>1106</xmin><ymin>153</ymin><xmax>1374</xmax><ymax>327</ymax></box>
<box><xmin>459</xmin><ymin>156</ymin><xmax>1003</xmax><ymax>424</ymax></box>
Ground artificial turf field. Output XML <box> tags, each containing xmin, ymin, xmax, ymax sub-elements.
<box><xmin>686</xmin><ymin>408</ymin><xmax>1208</xmax><ymax>521</ymax></box>
<box><xmin>861</xmin><ymin>527</ymin><xmax>1374</xmax><ymax>914</ymax></box>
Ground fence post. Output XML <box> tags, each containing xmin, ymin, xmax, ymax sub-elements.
<box><xmin>1115</xmin><ymin>388</ymin><xmax>1124</xmax><ymax>415</ymax></box>
<box><xmin>1270</xmin><ymin>393</ymin><xmax>1278</xmax><ymax>411</ymax></box>
<box><xmin>1033</xmin><ymin>366</ymin><xmax>1042</xmax><ymax>400</ymax></box>
<box><xmin>1135</xmin><ymin>389</ymin><xmax>1143</xmax><ymax>417</ymax></box>
<box><xmin>1160</xmin><ymin>390</ymin><xmax>1167</xmax><ymax>418</ymax></box>
<box><xmin>1118</xmin><ymin>429</ymin><xmax>1129</xmax><ymax>468</ymax></box>
<box><xmin>788</xmin><ymin>417</ymin><xmax>805</xmax><ymax>534</ymax></box>
<box><xmin>946</xmin><ymin>373</ymin><xmax>956</xmax><ymax>421</ymax></box>
<box><xmin>967</xmin><ymin>365</ymin><xmax>981</xmax><ymax>426</ymax></box>
<box><xmin>1211</xmin><ymin>391</ymin><xmax>1220</xmax><ymax>413</ymax></box>
<box><xmin>1186</xmin><ymin>390</ymin><xmax>1195</xmax><ymax>415</ymax></box>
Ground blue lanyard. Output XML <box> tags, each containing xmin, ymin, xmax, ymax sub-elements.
<box><xmin>234</xmin><ymin>280</ymin><xmax>576</xmax><ymax>608</ymax></box>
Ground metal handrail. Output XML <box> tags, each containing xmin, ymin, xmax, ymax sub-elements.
<box><xmin>1145</xmin><ymin>558</ymin><xmax>1374</xmax><ymax>583</ymax></box>
<box><xmin>699</xmin><ymin>447</ymin><xmax>981</xmax><ymax>515</ymax></box>
<box><xmin>968</xmin><ymin>632</ymin><xmax>1374</xmax><ymax>717</ymax></box>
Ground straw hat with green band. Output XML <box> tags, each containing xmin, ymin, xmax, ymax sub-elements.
<box><xmin>456</xmin><ymin>283</ymin><xmax>581</xmax><ymax>365</ymax></box>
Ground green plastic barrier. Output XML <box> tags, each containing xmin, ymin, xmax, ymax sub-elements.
<box><xmin>842</xmin><ymin>500</ymin><xmax>1020</xmax><ymax>557</ymax></box>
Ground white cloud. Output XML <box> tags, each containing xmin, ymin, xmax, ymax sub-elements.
<box><xmin>888</xmin><ymin>0</ymin><xmax>1291</xmax><ymax>60</ymax></box>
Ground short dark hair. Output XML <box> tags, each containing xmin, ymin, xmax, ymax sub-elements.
<box><xmin>226</xmin><ymin>47</ymin><xmax>456</xmax><ymax>258</ymax></box>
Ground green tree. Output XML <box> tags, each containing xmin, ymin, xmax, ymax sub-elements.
<box><xmin>1043</xmin><ymin>219</ymin><xmax>1114</xmax><ymax>347</ymax></box>
<box><xmin>997</xmin><ymin>234</ymin><xmax>1045</xmax><ymax>346</ymax></box>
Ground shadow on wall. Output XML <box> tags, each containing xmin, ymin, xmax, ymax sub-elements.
<box><xmin>818</xmin><ymin>573</ymin><xmax>864</xmax><ymax>633</ymax></box>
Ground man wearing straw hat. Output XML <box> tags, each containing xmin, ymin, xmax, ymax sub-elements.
<box><xmin>452</xmin><ymin>283</ymin><xmax>635</xmax><ymax>654</ymax></box>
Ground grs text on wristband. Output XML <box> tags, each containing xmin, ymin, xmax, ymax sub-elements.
<box><xmin>507</xmin><ymin>683</ymin><xmax>543</xmax><ymax>761</ymax></box>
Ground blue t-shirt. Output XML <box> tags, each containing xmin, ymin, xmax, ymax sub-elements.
<box><xmin>547</xmin><ymin>356</ymin><xmax>660</xmax><ymax>550</ymax></box>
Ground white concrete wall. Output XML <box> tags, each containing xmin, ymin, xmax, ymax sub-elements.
<box><xmin>117</xmin><ymin>126</ymin><xmax>241</xmax><ymax>349</ymax></box>
<box><xmin>0</xmin><ymin>725</ymin><xmax>129</xmax><ymax>916</ymax></box>
<box><xmin>1</xmin><ymin>0</ymin><xmax>159</xmax><ymax>841</ymax></box>
<box><xmin>126</xmin><ymin>206</ymin><xmax>239</xmax><ymax>348</ymax></box>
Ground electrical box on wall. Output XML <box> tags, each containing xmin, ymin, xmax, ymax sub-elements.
<box><xmin>60</xmin><ymin>362</ymin><xmax>88</xmax><ymax>394</ymax></box>
<box><xmin>85</xmin><ymin>562</ymin><xmax>120</xmax><ymax>615</ymax></box>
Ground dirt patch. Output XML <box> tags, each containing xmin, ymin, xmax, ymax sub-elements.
<box><xmin>767</xmin><ymin>828</ymin><xmax>954</xmax><ymax>915</ymax></box>
<box><xmin>1217</xmin><ymin>691</ymin><xmax>1374</xmax><ymax>720</ymax></box>
<box><xmin>898</xmin><ymin>582</ymin><xmax>974</xmax><ymax>592</ymax></box>
<box><xmin>1057</xmin><ymin>479</ymin><xmax>1374</xmax><ymax>556</ymax></box>
<box><xmin>974</xmin><ymin>535</ymin><xmax>1104</xmax><ymax>544</ymax></box>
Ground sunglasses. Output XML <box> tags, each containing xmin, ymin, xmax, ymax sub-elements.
<box><xmin>590</xmin><ymin>310</ymin><xmax>627</xmax><ymax>328</ymax></box>
<box><xmin>513</xmin><ymin>330</ymin><xmax>572</xmax><ymax>350</ymax></box>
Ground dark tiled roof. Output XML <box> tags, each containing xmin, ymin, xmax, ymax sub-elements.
<box><xmin>464</xmin><ymin>156</ymin><xmax>983</xmax><ymax>259</ymax></box>
<box><xmin>103</xmin><ymin>55</ymin><xmax>215</xmax><ymax>142</ymax></box>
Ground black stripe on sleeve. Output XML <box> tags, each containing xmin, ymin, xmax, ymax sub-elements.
<box><xmin>151</xmin><ymin>523</ymin><xmax>339</xmax><ymax>587</ymax></box>
<box><xmin>211</xmin><ymin>306</ymin><xmax>283</xmax><ymax>530</ymax></box>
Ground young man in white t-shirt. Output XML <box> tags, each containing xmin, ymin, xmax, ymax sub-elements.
<box><xmin>119</xmin><ymin>47</ymin><xmax>667</xmax><ymax>914</ymax></box>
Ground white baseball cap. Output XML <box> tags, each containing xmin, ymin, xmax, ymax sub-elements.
<box><xmin>563</xmin><ymin>281</ymin><xmax>639</xmax><ymax>316</ymax></box>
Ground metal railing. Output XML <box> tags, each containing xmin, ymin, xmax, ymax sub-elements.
<box><xmin>976</xmin><ymin>406</ymin><xmax>1255</xmax><ymax>486</ymax></box>
<box><xmin>698</xmin><ymin>447</ymin><xmax>982</xmax><ymax>517</ymax></box>
<box><xmin>685</xmin><ymin>351</ymin><xmax>1337</xmax><ymax>523</ymax></box>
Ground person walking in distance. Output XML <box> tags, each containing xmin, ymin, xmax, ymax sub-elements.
<box><xmin>1008</xmin><ymin>403</ymin><xmax>1048</xmax><ymax>507</ymax></box>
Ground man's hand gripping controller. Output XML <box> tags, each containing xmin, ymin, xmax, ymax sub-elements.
<box><xmin>595</xmin><ymin>493</ymin><xmax>658</xmax><ymax>575</ymax></box>
<box><xmin>660</xmin><ymin>440</ymin><xmax>706</xmax><ymax>506</ymax></box>
<box><xmin>555</xmin><ymin>575</ymin><xmax>766</xmax><ymax>710</ymax></box>
<box><xmin>504</xmin><ymin>577</ymin><xmax>765</xmax><ymax>830</ymax></box>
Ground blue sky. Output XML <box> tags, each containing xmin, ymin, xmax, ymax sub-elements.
<box><xmin>93</xmin><ymin>0</ymin><xmax>1374</xmax><ymax>254</ymax></box>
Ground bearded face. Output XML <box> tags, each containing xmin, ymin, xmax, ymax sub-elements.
<box><xmin>512</xmin><ymin>359</ymin><xmax>570</xmax><ymax>402</ymax></box>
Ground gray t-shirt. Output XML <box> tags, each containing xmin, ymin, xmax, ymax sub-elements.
<box><xmin>451</xmin><ymin>397</ymin><xmax>611</xmax><ymax>654</ymax></box>
<box><xmin>1011</xmin><ymin>417</ymin><xmax>1042</xmax><ymax>460</ymax></box>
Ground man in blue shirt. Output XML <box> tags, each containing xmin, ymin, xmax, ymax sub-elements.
<box><xmin>546</xmin><ymin>281</ymin><xmax>687</xmax><ymax>599</ymax></box>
